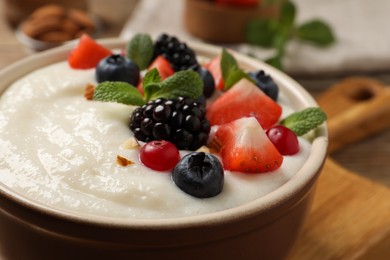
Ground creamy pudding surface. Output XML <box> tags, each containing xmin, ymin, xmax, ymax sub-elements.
<box><xmin>0</xmin><ymin>61</ymin><xmax>312</xmax><ymax>219</ymax></box>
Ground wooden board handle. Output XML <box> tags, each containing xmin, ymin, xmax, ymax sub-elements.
<box><xmin>316</xmin><ymin>77</ymin><xmax>390</xmax><ymax>154</ymax></box>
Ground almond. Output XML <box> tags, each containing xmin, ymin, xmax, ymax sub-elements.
<box><xmin>22</xmin><ymin>16</ymin><xmax>62</xmax><ymax>38</ymax></box>
<box><xmin>61</xmin><ymin>18</ymin><xmax>80</xmax><ymax>37</ymax></box>
<box><xmin>30</xmin><ymin>4</ymin><xmax>66</xmax><ymax>19</ymax></box>
<box><xmin>20</xmin><ymin>4</ymin><xmax>97</xmax><ymax>44</ymax></box>
<box><xmin>68</xmin><ymin>8</ymin><xmax>95</xmax><ymax>32</ymax></box>
<box><xmin>37</xmin><ymin>31</ymin><xmax>73</xmax><ymax>43</ymax></box>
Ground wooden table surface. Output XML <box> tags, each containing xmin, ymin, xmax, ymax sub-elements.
<box><xmin>0</xmin><ymin>1</ymin><xmax>389</xmax><ymax>259</ymax></box>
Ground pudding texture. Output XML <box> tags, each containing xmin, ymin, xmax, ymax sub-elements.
<box><xmin>0</xmin><ymin>61</ymin><xmax>311</xmax><ymax>219</ymax></box>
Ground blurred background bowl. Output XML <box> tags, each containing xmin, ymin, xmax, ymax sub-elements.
<box><xmin>184</xmin><ymin>0</ymin><xmax>280</xmax><ymax>43</ymax></box>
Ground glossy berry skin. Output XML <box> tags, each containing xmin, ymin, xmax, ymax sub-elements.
<box><xmin>96</xmin><ymin>54</ymin><xmax>140</xmax><ymax>86</ymax></box>
<box><xmin>189</xmin><ymin>64</ymin><xmax>215</xmax><ymax>98</ymax></box>
<box><xmin>130</xmin><ymin>97</ymin><xmax>210</xmax><ymax>150</ymax></box>
<box><xmin>154</xmin><ymin>33</ymin><xmax>198</xmax><ymax>71</ymax></box>
<box><xmin>266</xmin><ymin>125</ymin><xmax>300</xmax><ymax>155</ymax></box>
<box><xmin>68</xmin><ymin>34</ymin><xmax>111</xmax><ymax>69</ymax></box>
<box><xmin>140</xmin><ymin>140</ymin><xmax>180</xmax><ymax>171</ymax></box>
<box><xmin>172</xmin><ymin>152</ymin><xmax>224</xmax><ymax>198</ymax></box>
<box><xmin>248</xmin><ymin>70</ymin><xmax>279</xmax><ymax>101</ymax></box>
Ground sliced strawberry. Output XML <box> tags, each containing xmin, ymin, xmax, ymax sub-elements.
<box><xmin>207</xmin><ymin>78</ymin><xmax>282</xmax><ymax>129</ymax></box>
<box><xmin>137</xmin><ymin>55</ymin><xmax>175</xmax><ymax>95</ymax></box>
<box><xmin>211</xmin><ymin>117</ymin><xmax>283</xmax><ymax>173</ymax></box>
<box><xmin>204</xmin><ymin>55</ymin><xmax>224</xmax><ymax>90</ymax></box>
<box><xmin>137</xmin><ymin>82</ymin><xmax>144</xmax><ymax>96</ymax></box>
<box><xmin>148</xmin><ymin>55</ymin><xmax>175</xmax><ymax>79</ymax></box>
<box><xmin>68</xmin><ymin>34</ymin><xmax>111</xmax><ymax>69</ymax></box>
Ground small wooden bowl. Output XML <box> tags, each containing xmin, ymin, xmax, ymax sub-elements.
<box><xmin>184</xmin><ymin>0</ymin><xmax>279</xmax><ymax>43</ymax></box>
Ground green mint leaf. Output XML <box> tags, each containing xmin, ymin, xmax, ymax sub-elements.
<box><xmin>245</xmin><ymin>19</ymin><xmax>278</xmax><ymax>48</ymax></box>
<box><xmin>221</xmin><ymin>48</ymin><xmax>238</xmax><ymax>80</ymax></box>
<box><xmin>143</xmin><ymin>68</ymin><xmax>162</xmax><ymax>86</ymax></box>
<box><xmin>266</xmin><ymin>55</ymin><xmax>283</xmax><ymax>71</ymax></box>
<box><xmin>126</xmin><ymin>33</ymin><xmax>154</xmax><ymax>70</ymax></box>
<box><xmin>297</xmin><ymin>19</ymin><xmax>335</xmax><ymax>47</ymax></box>
<box><xmin>93</xmin><ymin>81</ymin><xmax>145</xmax><ymax>106</ymax></box>
<box><xmin>150</xmin><ymin>70</ymin><xmax>203</xmax><ymax>100</ymax></box>
<box><xmin>220</xmin><ymin>49</ymin><xmax>253</xmax><ymax>90</ymax></box>
<box><xmin>225</xmin><ymin>69</ymin><xmax>250</xmax><ymax>89</ymax></box>
<box><xmin>281</xmin><ymin>107</ymin><xmax>327</xmax><ymax>136</ymax></box>
<box><xmin>142</xmin><ymin>68</ymin><xmax>162</xmax><ymax>100</ymax></box>
<box><xmin>278</xmin><ymin>0</ymin><xmax>296</xmax><ymax>35</ymax></box>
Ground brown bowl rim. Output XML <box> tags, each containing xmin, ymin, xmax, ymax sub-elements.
<box><xmin>0</xmin><ymin>38</ymin><xmax>328</xmax><ymax>230</ymax></box>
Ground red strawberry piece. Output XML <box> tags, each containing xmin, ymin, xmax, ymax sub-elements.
<box><xmin>138</xmin><ymin>55</ymin><xmax>175</xmax><ymax>95</ymax></box>
<box><xmin>137</xmin><ymin>82</ymin><xmax>144</xmax><ymax>96</ymax></box>
<box><xmin>204</xmin><ymin>55</ymin><xmax>224</xmax><ymax>90</ymax></box>
<box><xmin>207</xmin><ymin>78</ymin><xmax>282</xmax><ymax>129</ymax></box>
<box><xmin>68</xmin><ymin>34</ymin><xmax>111</xmax><ymax>69</ymax></box>
<box><xmin>148</xmin><ymin>55</ymin><xmax>175</xmax><ymax>79</ymax></box>
<box><xmin>211</xmin><ymin>117</ymin><xmax>283</xmax><ymax>173</ymax></box>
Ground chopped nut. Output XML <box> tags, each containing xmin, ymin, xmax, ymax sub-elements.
<box><xmin>196</xmin><ymin>145</ymin><xmax>211</xmax><ymax>154</ymax></box>
<box><xmin>116</xmin><ymin>155</ymin><xmax>134</xmax><ymax>167</ymax></box>
<box><xmin>207</xmin><ymin>139</ymin><xmax>222</xmax><ymax>153</ymax></box>
<box><xmin>121</xmin><ymin>137</ymin><xmax>140</xmax><ymax>150</ymax></box>
<box><xmin>84</xmin><ymin>83</ymin><xmax>95</xmax><ymax>100</ymax></box>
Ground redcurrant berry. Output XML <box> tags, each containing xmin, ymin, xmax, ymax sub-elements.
<box><xmin>140</xmin><ymin>140</ymin><xmax>180</xmax><ymax>171</ymax></box>
<box><xmin>266</xmin><ymin>125</ymin><xmax>300</xmax><ymax>155</ymax></box>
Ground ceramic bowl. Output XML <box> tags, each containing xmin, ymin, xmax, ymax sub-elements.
<box><xmin>184</xmin><ymin>0</ymin><xmax>280</xmax><ymax>43</ymax></box>
<box><xmin>0</xmin><ymin>38</ymin><xmax>327</xmax><ymax>260</ymax></box>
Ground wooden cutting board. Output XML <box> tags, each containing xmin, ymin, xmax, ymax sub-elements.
<box><xmin>289</xmin><ymin>77</ymin><xmax>390</xmax><ymax>259</ymax></box>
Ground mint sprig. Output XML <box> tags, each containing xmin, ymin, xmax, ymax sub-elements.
<box><xmin>92</xmin><ymin>70</ymin><xmax>203</xmax><ymax>106</ymax></box>
<box><xmin>149</xmin><ymin>70</ymin><xmax>203</xmax><ymax>100</ymax></box>
<box><xmin>93</xmin><ymin>82</ymin><xmax>145</xmax><ymax>106</ymax></box>
<box><xmin>245</xmin><ymin>1</ymin><xmax>335</xmax><ymax>70</ymax></box>
<box><xmin>296</xmin><ymin>20</ymin><xmax>335</xmax><ymax>47</ymax></box>
<box><xmin>143</xmin><ymin>68</ymin><xmax>162</xmax><ymax>100</ymax></box>
<box><xmin>281</xmin><ymin>107</ymin><xmax>327</xmax><ymax>136</ymax></box>
<box><xmin>220</xmin><ymin>48</ymin><xmax>253</xmax><ymax>90</ymax></box>
<box><xmin>126</xmin><ymin>34</ymin><xmax>154</xmax><ymax>70</ymax></box>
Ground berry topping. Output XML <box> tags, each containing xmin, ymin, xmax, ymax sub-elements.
<box><xmin>207</xmin><ymin>78</ymin><xmax>282</xmax><ymax>129</ymax></box>
<box><xmin>96</xmin><ymin>54</ymin><xmax>140</xmax><ymax>86</ymax></box>
<box><xmin>130</xmin><ymin>97</ymin><xmax>210</xmax><ymax>150</ymax></box>
<box><xmin>154</xmin><ymin>33</ymin><xmax>198</xmax><ymax>71</ymax></box>
<box><xmin>266</xmin><ymin>125</ymin><xmax>300</xmax><ymax>155</ymax></box>
<box><xmin>204</xmin><ymin>55</ymin><xmax>224</xmax><ymax>90</ymax></box>
<box><xmin>172</xmin><ymin>152</ymin><xmax>224</xmax><ymax>198</ymax></box>
<box><xmin>140</xmin><ymin>140</ymin><xmax>180</xmax><ymax>171</ymax></box>
<box><xmin>147</xmin><ymin>55</ymin><xmax>175</xmax><ymax>79</ymax></box>
<box><xmin>189</xmin><ymin>64</ymin><xmax>215</xmax><ymax>98</ymax></box>
<box><xmin>210</xmin><ymin>117</ymin><xmax>283</xmax><ymax>173</ymax></box>
<box><xmin>248</xmin><ymin>70</ymin><xmax>279</xmax><ymax>101</ymax></box>
<box><xmin>68</xmin><ymin>34</ymin><xmax>111</xmax><ymax>69</ymax></box>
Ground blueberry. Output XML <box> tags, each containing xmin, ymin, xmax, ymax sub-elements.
<box><xmin>248</xmin><ymin>70</ymin><xmax>279</xmax><ymax>101</ymax></box>
<box><xmin>189</xmin><ymin>64</ymin><xmax>215</xmax><ymax>98</ymax></box>
<box><xmin>172</xmin><ymin>152</ymin><xmax>224</xmax><ymax>198</ymax></box>
<box><xmin>96</xmin><ymin>54</ymin><xmax>140</xmax><ymax>86</ymax></box>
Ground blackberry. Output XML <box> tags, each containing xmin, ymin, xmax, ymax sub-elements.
<box><xmin>130</xmin><ymin>97</ymin><xmax>210</xmax><ymax>150</ymax></box>
<box><xmin>154</xmin><ymin>33</ymin><xmax>199</xmax><ymax>71</ymax></box>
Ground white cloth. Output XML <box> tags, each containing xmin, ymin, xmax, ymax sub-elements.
<box><xmin>120</xmin><ymin>0</ymin><xmax>390</xmax><ymax>75</ymax></box>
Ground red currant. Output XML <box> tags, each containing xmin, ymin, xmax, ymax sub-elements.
<box><xmin>266</xmin><ymin>125</ymin><xmax>300</xmax><ymax>155</ymax></box>
<box><xmin>140</xmin><ymin>140</ymin><xmax>180</xmax><ymax>171</ymax></box>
